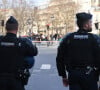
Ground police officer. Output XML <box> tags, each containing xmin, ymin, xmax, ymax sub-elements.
<box><xmin>56</xmin><ymin>12</ymin><xmax>100</xmax><ymax>90</ymax></box>
<box><xmin>0</xmin><ymin>16</ymin><xmax>38</xmax><ymax>90</ymax></box>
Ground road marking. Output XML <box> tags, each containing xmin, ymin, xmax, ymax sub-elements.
<box><xmin>40</xmin><ymin>64</ymin><xmax>51</xmax><ymax>69</ymax></box>
<box><xmin>33</xmin><ymin>70</ymin><xmax>41</xmax><ymax>73</ymax></box>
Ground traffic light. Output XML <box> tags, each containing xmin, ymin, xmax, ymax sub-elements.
<box><xmin>47</xmin><ymin>25</ymin><xmax>49</xmax><ymax>30</ymax></box>
<box><xmin>1</xmin><ymin>20</ymin><xmax>4</xmax><ymax>26</ymax></box>
<box><xmin>46</xmin><ymin>24</ymin><xmax>50</xmax><ymax>30</ymax></box>
<box><xmin>95</xmin><ymin>22</ymin><xmax>99</xmax><ymax>30</ymax></box>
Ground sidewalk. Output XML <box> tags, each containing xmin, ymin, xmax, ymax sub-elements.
<box><xmin>33</xmin><ymin>41</ymin><xmax>59</xmax><ymax>48</ymax></box>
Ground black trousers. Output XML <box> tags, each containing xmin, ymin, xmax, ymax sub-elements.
<box><xmin>68</xmin><ymin>69</ymin><xmax>98</xmax><ymax>90</ymax></box>
<box><xmin>0</xmin><ymin>77</ymin><xmax>25</xmax><ymax>90</ymax></box>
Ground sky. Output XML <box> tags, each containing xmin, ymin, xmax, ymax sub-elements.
<box><xmin>0</xmin><ymin>0</ymin><xmax>50</xmax><ymax>8</ymax></box>
<box><xmin>30</xmin><ymin>0</ymin><xmax>50</xmax><ymax>6</ymax></box>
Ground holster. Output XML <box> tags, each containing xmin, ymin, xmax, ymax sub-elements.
<box><xmin>16</xmin><ymin>69</ymin><xmax>30</xmax><ymax>85</ymax></box>
<box><xmin>94</xmin><ymin>70</ymin><xmax>100</xmax><ymax>81</ymax></box>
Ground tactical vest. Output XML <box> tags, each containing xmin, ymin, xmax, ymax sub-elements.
<box><xmin>0</xmin><ymin>36</ymin><xmax>26</xmax><ymax>73</ymax></box>
<box><xmin>64</xmin><ymin>32</ymin><xmax>98</xmax><ymax>67</ymax></box>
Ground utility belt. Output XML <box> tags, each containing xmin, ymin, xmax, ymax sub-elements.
<box><xmin>71</xmin><ymin>65</ymin><xmax>93</xmax><ymax>69</ymax></box>
<box><xmin>0</xmin><ymin>69</ymin><xmax>30</xmax><ymax>85</ymax></box>
<box><xmin>67</xmin><ymin>65</ymin><xmax>100</xmax><ymax>81</ymax></box>
<box><xmin>16</xmin><ymin>68</ymin><xmax>30</xmax><ymax>85</ymax></box>
<box><xmin>70</xmin><ymin>66</ymin><xmax>97</xmax><ymax>75</ymax></box>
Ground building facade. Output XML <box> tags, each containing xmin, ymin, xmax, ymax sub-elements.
<box><xmin>37</xmin><ymin>0</ymin><xmax>78</xmax><ymax>36</ymax></box>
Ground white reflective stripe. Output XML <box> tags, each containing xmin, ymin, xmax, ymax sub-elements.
<box><xmin>32</xmin><ymin>70</ymin><xmax>41</xmax><ymax>73</ymax></box>
<box><xmin>40</xmin><ymin>64</ymin><xmax>51</xmax><ymax>69</ymax></box>
<box><xmin>1</xmin><ymin>42</ymin><xmax>15</xmax><ymax>46</ymax></box>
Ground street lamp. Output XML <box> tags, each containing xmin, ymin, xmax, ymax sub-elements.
<box><xmin>46</xmin><ymin>24</ymin><xmax>50</xmax><ymax>36</ymax></box>
<box><xmin>94</xmin><ymin>21</ymin><xmax>100</xmax><ymax>35</ymax></box>
<box><xmin>27</xmin><ymin>18</ymin><xmax>32</xmax><ymax>40</ymax></box>
<box><xmin>95</xmin><ymin>22</ymin><xmax>99</xmax><ymax>30</ymax></box>
<box><xmin>51</xmin><ymin>15</ymin><xmax>55</xmax><ymax>36</ymax></box>
<box><xmin>0</xmin><ymin>20</ymin><xmax>4</xmax><ymax>34</ymax></box>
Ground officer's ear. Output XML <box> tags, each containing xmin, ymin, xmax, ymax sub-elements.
<box><xmin>83</xmin><ymin>23</ymin><xmax>87</xmax><ymax>28</ymax></box>
<box><xmin>85</xmin><ymin>24</ymin><xmax>89</xmax><ymax>28</ymax></box>
<box><xmin>84</xmin><ymin>21</ymin><xmax>89</xmax><ymax>28</ymax></box>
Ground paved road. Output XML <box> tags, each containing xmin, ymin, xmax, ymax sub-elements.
<box><xmin>25</xmin><ymin>46</ymin><xmax>69</xmax><ymax>90</ymax></box>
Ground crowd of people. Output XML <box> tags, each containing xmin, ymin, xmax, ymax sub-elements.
<box><xmin>24</xmin><ymin>33</ymin><xmax>63</xmax><ymax>41</ymax></box>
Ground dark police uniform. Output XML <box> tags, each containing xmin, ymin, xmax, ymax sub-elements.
<box><xmin>56</xmin><ymin>13</ymin><xmax>100</xmax><ymax>90</ymax></box>
<box><xmin>0</xmin><ymin>17</ymin><xmax>38</xmax><ymax>90</ymax></box>
<box><xmin>0</xmin><ymin>33</ymin><xmax>38</xmax><ymax>90</ymax></box>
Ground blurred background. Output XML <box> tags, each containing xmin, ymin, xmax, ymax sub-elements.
<box><xmin>0</xmin><ymin>0</ymin><xmax>100</xmax><ymax>90</ymax></box>
<box><xmin>0</xmin><ymin>0</ymin><xmax>100</xmax><ymax>39</ymax></box>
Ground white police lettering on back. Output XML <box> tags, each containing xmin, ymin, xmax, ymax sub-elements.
<box><xmin>74</xmin><ymin>35</ymin><xmax>88</xmax><ymax>39</ymax></box>
<box><xmin>1</xmin><ymin>42</ymin><xmax>15</xmax><ymax>46</ymax></box>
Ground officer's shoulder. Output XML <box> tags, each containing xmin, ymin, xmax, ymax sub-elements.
<box><xmin>60</xmin><ymin>33</ymin><xmax>74</xmax><ymax>44</ymax></box>
<box><xmin>89</xmin><ymin>33</ymin><xmax>99</xmax><ymax>39</ymax></box>
<box><xmin>92</xmin><ymin>34</ymin><xmax>99</xmax><ymax>39</ymax></box>
<box><xmin>0</xmin><ymin>35</ymin><xmax>4</xmax><ymax>40</ymax></box>
<box><xmin>19</xmin><ymin>37</ymin><xmax>30</xmax><ymax>41</ymax></box>
<box><xmin>19</xmin><ymin>37</ymin><xmax>33</xmax><ymax>45</ymax></box>
<box><xmin>62</xmin><ymin>33</ymin><xmax>74</xmax><ymax>41</ymax></box>
<box><xmin>89</xmin><ymin>33</ymin><xmax>100</xmax><ymax>43</ymax></box>
<box><xmin>0</xmin><ymin>35</ymin><xmax>4</xmax><ymax>38</ymax></box>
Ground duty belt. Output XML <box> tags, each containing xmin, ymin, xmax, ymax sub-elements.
<box><xmin>85</xmin><ymin>66</ymin><xmax>93</xmax><ymax>75</ymax></box>
<box><xmin>72</xmin><ymin>66</ymin><xmax>95</xmax><ymax>75</ymax></box>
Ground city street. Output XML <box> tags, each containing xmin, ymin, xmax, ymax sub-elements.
<box><xmin>25</xmin><ymin>46</ymin><xmax>69</xmax><ymax>90</ymax></box>
<box><xmin>0</xmin><ymin>0</ymin><xmax>100</xmax><ymax>90</ymax></box>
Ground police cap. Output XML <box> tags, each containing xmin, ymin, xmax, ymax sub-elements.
<box><xmin>6</xmin><ymin>16</ymin><xmax>18</xmax><ymax>31</ymax></box>
<box><xmin>6</xmin><ymin>16</ymin><xmax>18</xmax><ymax>24</ymax></box>
<box><xmin>76</xmin><ymin>12</ymin><xmax>92</xmax><ymax>22</ymax></box>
